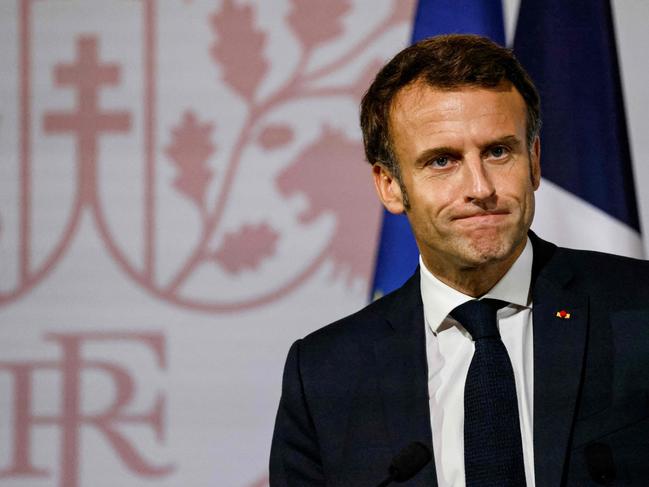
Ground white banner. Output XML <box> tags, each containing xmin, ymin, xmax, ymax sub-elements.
<box><xmin>0</xmin><ymin>1</ymin><xmax>414</xmax><ymax>485</ymax></box>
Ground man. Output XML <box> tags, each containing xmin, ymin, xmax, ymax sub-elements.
<box><xmin>270</xmin><ymin>34</ymin><xmax>649</xmax><ymax>486</ymax></box>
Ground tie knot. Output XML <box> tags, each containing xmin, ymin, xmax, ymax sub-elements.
<box><xmin>450</xmin><ymin>298</ymin><xmax>507</xmax><ymax>340</ymax></box>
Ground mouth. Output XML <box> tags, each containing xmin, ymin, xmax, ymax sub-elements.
<box><xmin>452</xmin><ymin>210</ymin><xmax>510</xmax><ymax>224</ymax></box>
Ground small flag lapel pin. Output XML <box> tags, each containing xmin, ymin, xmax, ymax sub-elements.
<box><xmin>556</xmin><ymin>310</ymin><xmax>571</xmax><ymax>319</ymax></box>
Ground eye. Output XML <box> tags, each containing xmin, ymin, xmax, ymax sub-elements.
<box><xmin>486</xmin><ymin>146</ymin><xmax>510</xmax><ymax>160</ymax></box>
<box><xmin>429</xmin><ymin>155</ymin><xmax>452</xmax><ymax>168</ymax></box>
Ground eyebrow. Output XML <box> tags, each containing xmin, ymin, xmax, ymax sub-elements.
<box><xmin>485</xmin><ymin>135</ymin><xmax>523</xmax><ymax>151</ymax></box>
<box><xmin>413</xmin><ymin>146</ymin><xmax>459</xmax><ymax>168</ymax></box>
<box><xmin>413</xmin><ymin>135</ymin><xmax>523</xmax><ymax>167</ymax></box>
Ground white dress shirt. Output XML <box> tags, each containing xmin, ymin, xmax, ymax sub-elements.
<box><xmin>420</xmin><ymin>238</ymin><xmax>535</xmax><ymax>487</ymax></box>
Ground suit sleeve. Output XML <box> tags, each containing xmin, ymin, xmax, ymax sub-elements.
<box><xmin>269</xmin><ymin>339</ymin><xmax>325</xmax><ymax>486</ymax></box>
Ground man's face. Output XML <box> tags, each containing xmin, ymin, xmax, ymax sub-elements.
<box><xmin>373</xmin><ymin>82</ymin><xmax>540</xmax><ymax>282</ymax></box>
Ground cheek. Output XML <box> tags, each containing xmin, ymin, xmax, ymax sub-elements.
<box><xmin>414</xmin><ymin>190</ymin><xmax>453</xmax><ymax>218</ymax></box>
<box><xmin>498</xmin><ymin>170</ymin><xmax>536</xmax><ymax>202</ymax></box>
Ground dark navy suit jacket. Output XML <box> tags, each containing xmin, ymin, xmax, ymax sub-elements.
<box><xmin>270</xmin><ymin>233</ymin><xmax>649</xmax><ymax>486</ymax></box>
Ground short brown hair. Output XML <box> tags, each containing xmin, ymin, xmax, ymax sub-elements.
<box><xmin>360</xmin><ymin>34</ymin><xmax>541</xmax><ymax>178</ymax></box>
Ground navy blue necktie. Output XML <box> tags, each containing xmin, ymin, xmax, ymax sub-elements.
<box><xmin>451</xmin><ymin>299</ymin><xmax>526</xmax><ymax>487</ymax></box>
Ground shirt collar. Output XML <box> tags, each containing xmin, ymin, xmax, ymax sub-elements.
<box><xmin>419</xmin><ymin>237</ymin><xmax>533</xmax><ymax>334</ymax></box>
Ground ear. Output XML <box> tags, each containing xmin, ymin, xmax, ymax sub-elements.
<box><xmin>372</xmin><ymin>163</ymin><xmax>406</xmax><ymax>214</ymax></box>
<box><xmin>530</xmin><ymin>136</ymin><xmax>541</xmax><ymax>190</ymax></box>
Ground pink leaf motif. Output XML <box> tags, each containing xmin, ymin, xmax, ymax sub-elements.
<box><xmin>276</xmin><ymin>127</ymin><xmax>380</xmax><ymax>282</ymax></box>
<box><xmin>258</xmin><ymin>123</ymin><xmax>294</xmax><ymax>150</ymax></box>
<box><xmin>213</xmin><ymin>223</ymin><xmax>279</xmax><ymax>274</ymax></box>
<box><xmin>351</xmin><ymin>59</ymin><xmax>384</xmax><ymax>100</ymax></box>
<box><xmin>287</xmin><ymin>0</ymin><xmax>351</xmax><ymax>50</ymax></box>
<box><xmin>389</xmin><ymin>0</ymin><xmax>418</xmax><ymax>23</ymax></box>
<box><xmin>210</xmin><ymin>0</ymin><xmax>268</xmax><ymax>101</ymax></box>
<box><xmin>165</xmin><ymin>111</ymin><xmax>215</xmax><ymax>209</ymax></box>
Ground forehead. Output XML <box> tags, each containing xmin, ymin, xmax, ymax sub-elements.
<box><xmin>388</xmin><ymin>81</ymin><xmax>527</xmax><ymax>140</ymax></box>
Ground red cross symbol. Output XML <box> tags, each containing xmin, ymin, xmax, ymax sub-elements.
<box><xmin>43</xmin><ymin>36</ymin><xmax>131</xmax><ymax>203</ymax></box>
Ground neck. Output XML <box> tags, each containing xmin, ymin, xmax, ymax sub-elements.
<box><xmin>431</xmin><ymin>263</ymin><xmax>510</xmax><ymax>297</ymax></box>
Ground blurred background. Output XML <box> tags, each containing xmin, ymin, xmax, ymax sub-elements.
<box><xmin>0</xmin><ymin>1</ymin><xmax>647</xmax><ymax>486</ymax></box>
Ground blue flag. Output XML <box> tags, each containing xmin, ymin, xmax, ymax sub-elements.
<box><xmin>514</xmin><ymin>0</ymin><xmax>643</xmax><ymax>256</ymax></box>
<box><xmin>370</xmin><ymin>0</ymin><xmax>505</xmax><ymax>299</ymax></box>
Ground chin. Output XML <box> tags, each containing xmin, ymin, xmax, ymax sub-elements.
<box><xmin>462</xmin><ymin>233</ymin><xmax>521</xmax><ymax>266</ymax></box>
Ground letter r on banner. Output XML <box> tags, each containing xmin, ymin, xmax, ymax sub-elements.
<box><xmin>0</xmin><ymin>332</ymin><xmax>173</xmax><ymax>487</ymax></box>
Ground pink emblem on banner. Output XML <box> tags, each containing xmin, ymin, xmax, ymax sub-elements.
<box><xmin>0</xmin><ymin>0</ymin><xmax>409</xmax><ymax>313</ymax></box>
<box><xmin>0</xmin><ymin>2</ymin><xmax>415</xmax><ymax>487</ymax></box>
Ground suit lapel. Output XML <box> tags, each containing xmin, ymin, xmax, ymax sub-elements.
<box><xmin>530</xmin><ymin>234</ymin><xmax>589</xmax><ymax>486</ymax></box>
<box><xmin>374</xmin><ymin>271</ymin><xmax>438</xmax><ymax>486</ymax></box>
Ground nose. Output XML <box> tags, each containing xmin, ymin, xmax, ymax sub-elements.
<box><xmin>463</xmin><ymin>156</ymin><xmax>495</xmax><ymax>203</ymax></box>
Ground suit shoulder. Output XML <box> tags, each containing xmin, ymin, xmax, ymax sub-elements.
<box><xmin>555</xmin><ymin>246</ymin><xmax>649</xmax><ymax>294</ymax></box>
<box><xmin>295</xmin><ymin>272</ymin><xmax>420</xmax><ymax>362</ymax></box>
<box><xmin>301</xmin><ymin>284</ymin><xmax>402</xmax><ymax>347</ymax></box>
<box><xmin>557</xmin><ymin>246</ymin><xmax>649</xmax><ymax>272</ymax></box>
